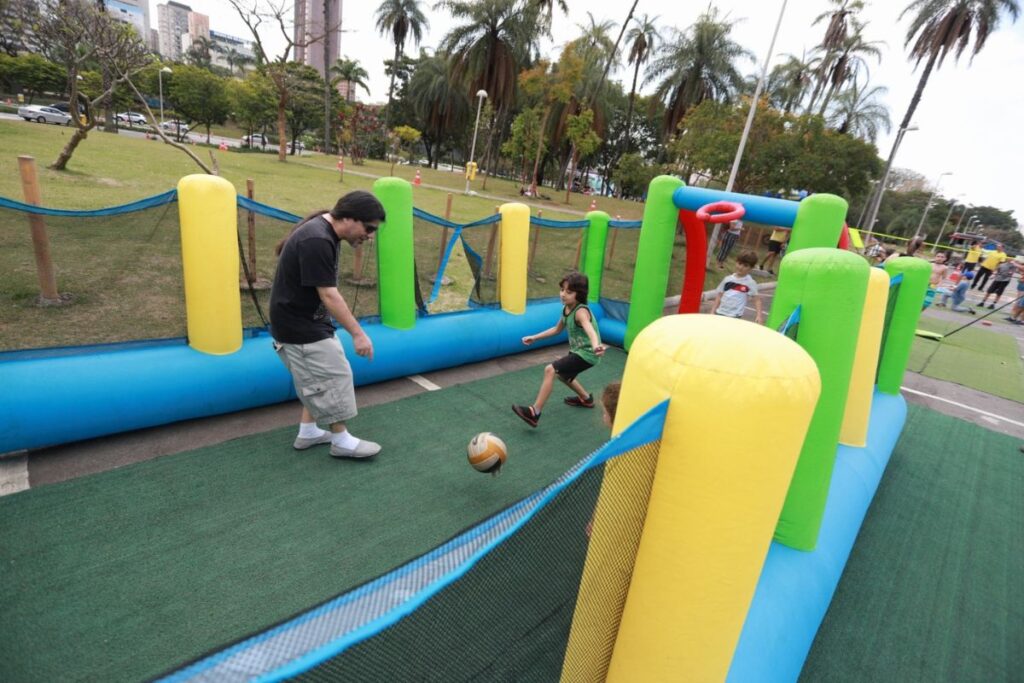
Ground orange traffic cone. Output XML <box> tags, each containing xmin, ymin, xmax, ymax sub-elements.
<box><xmin>588</xmin><ymin>198</ymin><xmax>597</xmax><ymax>211</ymax></box>
<box><xmin>414</xmin><ymin>169</ymin><xmax>422</xmax><ymax>186</ymax></box>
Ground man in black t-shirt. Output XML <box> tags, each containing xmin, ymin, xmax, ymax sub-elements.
<box><xmin>269</xmin><ymin>190</ymin><xmax>386</xmax><ymax>459</ymax></box>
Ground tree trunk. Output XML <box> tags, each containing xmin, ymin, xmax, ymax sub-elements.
<box><xmin>623</xmin><ymin>59</ymin><xmax>642</xmax><ymax>153</ymax></box>
<box><xmin>480</xmin><ymin>108</ymin><xmax>501</xmax><ymax>191</ymax></box>
<box><xmin>564</xmin><ymin>148</ymin><xmax>579</xmax><ymax>204</ymax></box>
<box><xmin>101</xmin><ymin>67</ymin><xmax>116</xmax><ymax>133</ymax></box>
<box><xmin>384</xmin><ymin>43</ymin><xmax>399</xmax><ymax>132</ymax></box>
<box><xmin>277</xmin><ymin>98</ymin><xmax>288</xmax><ymax>162</ymax></box>
<box><xmin>529</xmin><ymin>106</ymin><xmax>552</xmax><ymax>195</ymax></box>
<box><xmin>50</xmin><ymin>127</ymin><xmax>90</xmax><ymax>170</ymax></box>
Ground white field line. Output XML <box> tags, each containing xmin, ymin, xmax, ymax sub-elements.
<box><xmin>409</xmin><ymin>374</ymin><xmax>442</xmax><ymax>391</ymax></box>
<box><xmin>900</xmin><ymin>386</ymin><xmax>1024</xmax><ymax>428</ymax></box>
<box><xmin>0</xmin><ymin>455</ymin><xmax>29</xmax><ymax>497</ymax></box>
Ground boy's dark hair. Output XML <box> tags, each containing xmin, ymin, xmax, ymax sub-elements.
<box><xmin>276</xmin><ymin>191</ymin><xmax>386</xmax><ymax>255</ymax></box>
<box><xmin>560</xmin><ymin>271</ymin><xmax>589</xmax><ymax>304</ymax></box>
<box><xmin>602</xmin><ymin>381</ymin><xmax>621</xmax><ymax>422</ymax></box>
<box><xmin>736</xmin><ymin>250</ymin><xmax>758</xmax><ymax>268</ymax></box>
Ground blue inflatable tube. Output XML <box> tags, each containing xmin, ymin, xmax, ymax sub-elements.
<box><xmin>726</xmin><ymin>390</ymin><xmax>907</xmax><ymax>682</ymax></box>
<box><xmin>674</xmin><ymin>186</ymin><xmax>799</xmax><ymax>228</ymax></box>
<box><xmin>0</xmin><ymin>302</ymin><xmax>618</xmax><ymax>454</ymax></box>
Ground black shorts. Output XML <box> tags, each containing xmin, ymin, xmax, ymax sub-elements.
<box><xmin>552</xmin><ymin>352</ymin><xmax>593</xmax><ymax>382</ymax></box>
<box><xmin>768</xmin><ymin>239</ymin><xmax>784</xmax><ymax>254</ymax></box>
<box><xmin>962</xmin><ymin>262</ymin><xmax>977</xmax><ymax>273</ymax></box>
<box><xmin>987</xmin><ymin>280</ymin><xmax>1009</xmax><ymax>296</ymax></box>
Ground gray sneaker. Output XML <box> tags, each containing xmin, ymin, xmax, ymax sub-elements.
<box><xmin>293</xmin><ymin>432</ymin><xmax>334</xmax><ymax>450</ymax></box>
<box><xmin>330</xmin><ymin>439</ymin><xmax>382</xmax><ymax>459</ymax></box>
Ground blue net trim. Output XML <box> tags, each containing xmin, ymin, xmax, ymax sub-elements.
<box><xmin>0</xmin><ymin>189</ymin><xmax>178</xmax><ymax>216</ymax></box>
<box><xmin>237</xmin><ymin>196</ymin><xmax>301</xmax><ymax>223</ymax></box>
<box><xmin>778</xmin><ymin>305</ymin><xmax>801</xmax><ymax>336</ymax></box>
<box><xmin>608</xmin><ymin>219</ymin><xmax>641</xmax><ymax>229</ymax></box>
<box><xmin>413</xmin><ymin>207</ymin><xmax>500</xmax><ymax>229</ymax></box>
<box><xmin>889</xmin><ymin>273</ymin><xmax>903</xmax><ymax>287</ymax></box>
<box><xmin>157</xmin><ymin>400</ymin><xmax>669</xmax><ymax>683</ymax></box>
<box><xmin>530</xmin><ymin>216</ymin><xmax>589</xmax><ymax>228</ymax></box>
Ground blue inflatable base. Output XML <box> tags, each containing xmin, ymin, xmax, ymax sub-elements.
<box><xmin>727</xmin><ymin>390</ymin><xmax>907</xmax><ymax>682</ymax></box>
<box><xmin>0</xmin><ymin>301</ymin><xmax>623</xmax><ymax>454</ymax></box>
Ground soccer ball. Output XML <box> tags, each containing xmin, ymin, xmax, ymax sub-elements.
<box><xmin>467</xmin><ymin>432</ymin><xmax>508</xmax><ymax>474</ymax></box>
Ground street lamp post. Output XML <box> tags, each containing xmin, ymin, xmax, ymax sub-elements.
<box><xmin>912</xmin><ymin>171</ymin><xmax>952</xmax><ymax>241</ymax></box>
<box><xmin>966</xmin><ymin>216</ymin><xmax>980</xmax><ymax>231</ymax></box>
<box><xmin>864</xmin><ymin>124</ymin><xmax>919</xmax><ymax>243</ymax></box>
<box><xmin>707</xmin><ymin>0</ymin><xmax>788</xmax><ymax>267</ymax></box>
<box><xmin>932</xmin><ymin>195</ymin><xmax>964</xmax><ymax>252</ymax></box>
<box><xmin>158</xmin><ymin>66</ymin><xmax>172</xmax><ymax>128</ymax></box>
<box><xmin>465</xmin><ymin>89</ymin><xmax>488</xmax><ymax>195</ymax></box>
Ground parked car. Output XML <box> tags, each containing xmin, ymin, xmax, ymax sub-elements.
<box><xmin>160</xmin><ymin>120</ymin><xmax>191</xmax><ymax>135</ymax></box>
<box><xmin>241</xmin><ymin>133</ymin><xmax>272</xmax><ymax>148</ymax></box>
<box><xmin>116</xmin><ymin>111</ymin><xmax>147</xmax><ymax>126</ymax></box>
<box><xmin>18</xmin><ymin>105</ymin><xmax>72</xmax><ymax>125</ymax></box>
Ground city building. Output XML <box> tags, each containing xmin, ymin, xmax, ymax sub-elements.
<box><xmin>104</xmin><ymin>0</ymin><xmax>153</xmax><ymax>49</ymax></box>
<box><xmin>209</xmin><ymin>30</ymin><xmax>256</xmax><ymax>75</ymax></box>
<box><xmin>293</xmin><ymin>0</ymin><xmax>342</xmax><ymax>81</ymax></box>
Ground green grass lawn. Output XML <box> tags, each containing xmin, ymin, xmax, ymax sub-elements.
<box><xmin>910</xmin><ymin>313</ymin><xmax>1024</xmax><ymax>403</ymax></box>
<box><xmin>0</xmin><ymin>120</ymin><xmax>770</xmax><ymax>350</ymax></box>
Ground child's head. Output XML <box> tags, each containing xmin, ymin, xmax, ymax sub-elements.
<box><xmin>735</xmin><ymin>250</ymin><xmax>757</xmax><ymax>274</ymax></box>
<box><xmin>934</xmin><ymin>251</ymin><xmax>948</xmax><ymax>264</ymax></box>
<box><xmin>559</xmin><ymin>271</ymin><xmax>589</xmax><ymax>304</ymax></box>
<box><xmin>601</xmin><ymin>381</ymin><xmax>621</xmax><ymax>429</ymax></box>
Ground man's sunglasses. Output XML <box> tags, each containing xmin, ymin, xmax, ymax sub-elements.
<box><xmin>363</xmin><ymin>222</ymin><xmax>379</xmax><ymax>234</ymax></box>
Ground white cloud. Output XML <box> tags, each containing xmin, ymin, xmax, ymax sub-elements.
<box><xmin>178</xmin><ymin>0</ymin><xmax>1024</xmax><ymax>226</ymax></box>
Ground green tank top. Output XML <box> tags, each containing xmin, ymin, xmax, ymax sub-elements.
<box><xmin>564</xmin><ymin>303</ymin><xmax>600</xmax><ymax>365</ymax></box>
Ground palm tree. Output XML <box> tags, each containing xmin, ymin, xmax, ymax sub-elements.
<box><xmin>806</xmin><ymin>0</ymin><xmax>865</xmax><ymax>111</ymax></box>
<box><xmin>225</xmin><ymin>48</ymin><xmax>253</xmax><ymax>77</ymax></box>
<box><xmin>766</xmin><ymin>52</ymin><xmax>815</xmax><ymax>113</ymax></box>
<box><xmin>438</xmin><ymin>0</ymin><xmax>542</xmax><ymax>185</ymax></box>
<box><xmin>814</xmin><ymin>21</ymin><xmax>884</xmax><ymax>115</ymax></box>
<box><xmin>897</xmin><ymin>0</ymin><xmax>1020</xmax><ymax>134</ymax></box>
<box><xmin>331</xmin><ymin>57</ymin><xmax>370</xmax><ymax>101</ymax></box>
<box><xmin>408</xmin><ymin>50</ymin><xmax>470</xmax><ymax>165</ymax></box>
<box><xmin>623</xmin><ymin>13</ymin><xmax>660</xmax><ymax>152</ymax></box>
<box><xmin>827</xmin><ymin>80</ymin><xmax>891</xmax><ymax>142</ymax></box>
<box><xmin>374</xmin><ymin>0</ymin><xmax>428</xmax><ymax>130</ymax></box>
<box><xmin>646</xmin><ymin>8</ymin><xmax>753</xmax><ymax>138</ymax></box>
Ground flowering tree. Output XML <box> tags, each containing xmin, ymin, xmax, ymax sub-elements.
<box><xmin>339</xmin><ymin>103</ymin><xmax>384</xmax><ymax>165</ymax></box>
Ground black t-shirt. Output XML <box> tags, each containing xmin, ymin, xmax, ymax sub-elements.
<box><xmin>269</xmin><ymin>216</ymin><xmax>342</xmax><ymax>344</ymax></box>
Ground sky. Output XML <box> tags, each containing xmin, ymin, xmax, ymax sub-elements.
<box><xmin>167</xmin><ymin>0</ymin><xmax>1024</xmax><ymax>229</ymax></box>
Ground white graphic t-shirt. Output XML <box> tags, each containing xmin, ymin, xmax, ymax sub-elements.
<box><xmin>715</xmin><ymin>273</ymin><xmax>759</xmax><ymax>318</ymax></box>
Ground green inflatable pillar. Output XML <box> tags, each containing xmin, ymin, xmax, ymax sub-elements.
<box><xmin>877</xmin><ymin>257</ymin><xmax>931</xmax><ymax>394</ymax></box>
<box><xmin>767</xmin><ymin>248</ymin><xmax>869</xmax><ymax>551</ymax></box>
<box><xmin>581</xmin><ymin>211</ymin><xmax>610</xmax><ymax>301</ymax></box>
<box><xmin>788</xmin><ymin>194</ymin><xmax>848</xmax><ymax>254</ymax></box>
<box><xmin>373</xmin><ymin>177</ymin><xmax>416</xmax><ymax>330</ymax></box>
<box><xmin>624</xmin><ymin>175</ymin><xmax>684</xmax><ymax>349</ymax></box>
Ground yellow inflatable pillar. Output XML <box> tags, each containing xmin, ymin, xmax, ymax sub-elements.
<box><xmin>177</xmin><ymin>174</ymin><xmax>241</xmax><ymax>355</ymax></box>
<box><xmin>840</xmin><ymin>267</ymin><xmax>889</xmax><ymax>446</ymax></box>
<box><xmin>498</xmin><ymin>203</ymin><xmax>530</xmax><ymax>314</ymax></box>
<box><xmin>562</xmin><ymin>315</ymin><xmax>820</xmax><ymax>682</ymax></box>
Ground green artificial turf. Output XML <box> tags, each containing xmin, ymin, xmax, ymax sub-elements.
<box><xmin>909</xmin><ymin>315</ymin><xmax>1024</xmax><ymax>403</ymax></box>
<box><xmin>0</xmin><ymin>349</ymin><xmax>626</xmax><ymax>683</ymax></box>
<box><xmin>801</xmin><ymin>404</ymin><xmax>1024</xmax><ymax>681</ymax></box>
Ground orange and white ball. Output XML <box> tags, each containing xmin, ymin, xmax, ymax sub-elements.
<box><xmin>467</xmin><ymin>432</ymin><xmax>508</xmax><ymax>474</ymax></box>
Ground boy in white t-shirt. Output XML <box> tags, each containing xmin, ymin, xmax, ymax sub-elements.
<box><xmin>711</xmin><ymin>250</ymin><xmax>763</xmax><ymax>323</ymax></box>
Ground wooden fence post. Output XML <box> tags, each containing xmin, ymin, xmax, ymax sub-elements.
<box><xmin>17</xmin><ymin>155</ymin><xmax>62</xmax><ymax>305</ymax></box>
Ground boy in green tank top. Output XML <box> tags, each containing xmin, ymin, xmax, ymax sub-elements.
<box><xmin>512</xmin><ymin>272</ymin><xmax>605</xmax><ymax>428</ymax></box>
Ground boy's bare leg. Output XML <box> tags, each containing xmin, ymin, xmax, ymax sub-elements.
<box><xmin>564</xmin><ymin>377</ymin><xmax>589</xmax><ymax>399</ymax></box>
<box><xmin>532</xmin><ymin>364</ymin><xmax>557</xmax><ymax>412</ymax></box>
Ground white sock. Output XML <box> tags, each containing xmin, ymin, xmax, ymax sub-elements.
<box><xmin>331</xmin><ymin>430</ymin><xmax>359</xmax><ymax>449</ymax></box>
<box><xmin>298</xmin><ymin>422</ymin><xmax>328</xmax><ymax>439</ymax></box>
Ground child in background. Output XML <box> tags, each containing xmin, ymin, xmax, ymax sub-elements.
<box><xmin>933</xmin><ymin>263</ymin><xmax>962</xmax><ymax>308</ymax></box>
<box><xmin>1006</xmin><ymin>273</ymin><xmax>1024</xmax><ymax>325</ymax></box>
<box><xmin>948</xmin><ymin>270</ymin><xmax>976</xmax><ymax>314</ymax></box>
<box><xmin>512</xmin><ymin>272</ymin><xmax>605</xmax><ymax>428</ymax></box>
<box><xmin>710</xmin><ymin>250</ymin><xmax>763</xmax><ymax>324</ymax></box>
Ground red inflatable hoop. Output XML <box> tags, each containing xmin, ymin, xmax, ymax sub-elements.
<box><xmin>696</xmin><ymin>200</ymin><xmax>745</xmax><ymax>223</ymax></box>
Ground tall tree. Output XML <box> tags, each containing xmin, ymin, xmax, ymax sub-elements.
<box><xmin>38</xmin><ymin>0</ymin><xmax>150</xmax><ymax>170</ymax></box>
<box><xmin>806</xmin><ymin>0</ymin><xmax>865</xmax><ymax>111</ymax></box>
<box><xmin>827</xmin><ymin>79</ymin><xmax>891</xmax><ymax>142</ymax></box>
<box><xmin>646</xmin><ymin>8</ymin><xmax>753</xmax><ymax>138</ymax></box>
<box><xmin>766</xmin><ymin>52</ymin><xmax>814</xmax><ymax>113</ymax></box>
<box><xmin>168</xmin><ymin>65</ymin><xmax>230</xmax><ymax>143</ymax></box>
<box><xmin>623</xmin><ymin>13</ymin><xmax>660</xmax><ymax>152</ymax></box>
<box><xmin>438</xmin><ymin>0</ymin><xmax>542</xmax><ymax>186</ymax></box>
<box><xmin>407</xmin><ymin>50</ymin><xmax>469</xmax><ymax>166</ymax></box>
<box><xmin>374</xmin><ymin>0</ymin><xmax>428</xmax><ymax>130</ymax></box>
<box><xmin>330</xmin><ymin>57</ymin><xmax>370</xmax><ymax>101</ymax></box>
<box><xmin>228</xmin><ymin>0</ymin><xmax>339</xmax><ymax>162</ymax></box>
<box><xmin>814</xmin><ymin>20</ymin><xmax>884</xmax><ymax>115</ymax></box>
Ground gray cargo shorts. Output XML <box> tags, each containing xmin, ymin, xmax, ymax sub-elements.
<box><xmin>273</xmin><ymin>335</ymin><xmax>357</xmax><ymax>425</ymax></box>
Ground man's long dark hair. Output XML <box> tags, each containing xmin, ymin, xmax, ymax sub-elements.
<box><xmin>275</xmin><ymin>191</ymin><xmax>386</xmax><ymax>255</ymax></box>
